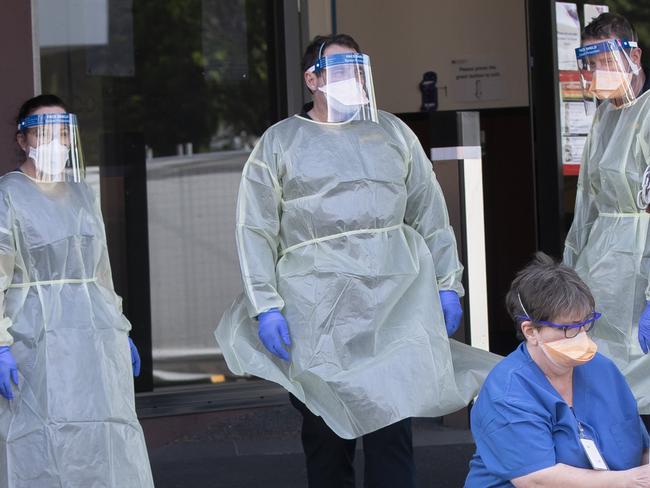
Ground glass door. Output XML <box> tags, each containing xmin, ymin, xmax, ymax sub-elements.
<box><xmin>36</xmin><ymin>0</ymin><xmax>287</xmax><ymax>391</ymax></box>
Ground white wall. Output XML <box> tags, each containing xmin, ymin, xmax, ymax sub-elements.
<box><xmin>310</xmin><ymin>0</ymin><xmax>529</xmax><ymax>113</ymax></box>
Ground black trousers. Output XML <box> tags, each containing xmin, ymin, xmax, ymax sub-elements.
<box><xmin>290</xmin><ymin>394</ymin><xmax>416</xmax><ymax>488</ymax></box>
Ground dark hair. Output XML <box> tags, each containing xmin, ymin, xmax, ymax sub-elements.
<box><xmin>505</xmin><ymin>252</ymin><xmax>595</xmax><ymax>341</ymax></box>
<box><xmin>301</xmin><ymin>34</ymin><xmax>361</xmax><ymax>73</ymax></box>
<box><xmin>582</xmin><ymin>12</ymin><xmax>638</xmax><ymax>43</ymax></box>
<box><xmin>16</xmin><ymin>94</ymin><xmax>67</xmax><ymax>131</ymax></box>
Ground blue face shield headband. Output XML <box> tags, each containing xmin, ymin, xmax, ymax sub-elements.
<box><xmin>575</xmin><ymin>38</ymin><xmax>638</xmax><ymax>61</ymax></box>
<box><xmin>18</xmin><ymin>113</ymin><xmax>78</xmax><ymax>132</ymax></box>
<box><xmin>306</xmin><ymin>52</ymin><xmax>370</xmax><ymax>74</ymax></box>
<box><xmin>575</xmin><ymin>38</ymin><xmax>640</xmax><ymax>78</ymax></box>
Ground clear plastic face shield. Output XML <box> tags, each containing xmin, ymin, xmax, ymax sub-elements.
<box><xmin>307</xmin><ymin>52</ymin><xmax>379</xmax><ymax>123</ymax></box>
<box><xmin>576</xmin><ymin>38</ymin><xmax>641</xmax><ymax>108</ymax></box>
<box><xmin>17</xmin><ymin>113</ymin><xmax>85</xmax><ymax>182</ymax></box>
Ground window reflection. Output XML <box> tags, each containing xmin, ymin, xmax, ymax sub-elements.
<box><xmin>38</xmin><ymin>0</ymin><xmax>280</xmax><ymax>388</ymax></box>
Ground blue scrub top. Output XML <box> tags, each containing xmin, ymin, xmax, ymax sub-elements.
<box><xmin>465</xmin><ymin>343</ymin><xmax>650</xmax><ymax>487</ymax></box>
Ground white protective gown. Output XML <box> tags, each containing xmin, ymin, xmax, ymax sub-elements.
<box><xmin>564</xmin><ymin>90</ymin><xmax>650</xmax><ymax>413</ymax></box>
<box><xmin>216</xmin><ymin>111</ymin><xmax>500</xmax><ymax>439</ymax></box>
<box><xmin>0</xmin><ymin>171</ymin><xmax>154</xmax><ymax>487</ymax></box>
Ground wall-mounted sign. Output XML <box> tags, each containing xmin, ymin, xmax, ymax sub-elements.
<box><xmin>449</xmin><ymin>58</ymin><xmax>505</xmax><ymax>102</ymax></box>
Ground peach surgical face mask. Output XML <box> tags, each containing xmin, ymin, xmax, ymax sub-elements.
<box><xmin>538</xmin><ymin>330</ymin><xmax>598</xmax><ymax>368</ymax></box>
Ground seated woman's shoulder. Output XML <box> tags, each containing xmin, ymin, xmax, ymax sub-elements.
<box><xmin>589</xmin><ymin>351</ymin><xmax>612</xmax><ymax>366</ymax></box>
<box><xmin>479</xmin><ymin>345</ymin><xmax>531</xmax><ymax>392</ymax></box>
<box><xmin>580</xmin><ymin>351</ymin><xmax>623</xmax><ymax>377</ymax></box>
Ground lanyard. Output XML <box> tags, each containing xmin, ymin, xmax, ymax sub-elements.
<box><xmin>571</xmin><ymin>407</ymin><xmax>609</xmax><ymax>470</ymax></box>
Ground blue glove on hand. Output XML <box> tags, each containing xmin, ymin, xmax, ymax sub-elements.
<box><xmin>128</xmin><ymin>337</ymin><xmax>141</xmax><ymax>377</ymax></box>
<box><xmin>638</xmin><ymin>302</ymin><xmax>650</xmax><ymax>354</ymax></box>
<box><xmin>439</xmin><ymin>290</ymin><xmax>463</xmax><ymax>337</ymax></box>
<box><xmin>0</xmin><ymin>346</ymin><xmax>18</xmax><ymax>400</ymax></box>
<box><xmin>258</xmin><ymin>309</ymin><xmax>291</xmax><ymax>361</ymax></box>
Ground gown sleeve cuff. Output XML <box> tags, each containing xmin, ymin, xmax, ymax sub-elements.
<box><xmin>0</xmin><ymin>317</ymin><xmax>14</xmax><ymax>347</ymax></box>
<box><xmin>437</xmin><ymin>272</ymin><xmax>465</xmax><ymax>298</ymax></box>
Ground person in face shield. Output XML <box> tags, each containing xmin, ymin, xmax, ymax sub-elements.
<box><xmin>466</xmin><ymin>253</ymin><xmax>650</xmax><ymax>487</ymax></box>
<box><xmin>563</xmin><ymin>13</ymin><xmax>650</xmax><ymax>426</ymax></box>
<box><xmin>0</xmin><ymin>95</ymin><xmax>154</xmax><ymax>487</ymax></box>
<box><xmin>215</xmin><ymin>34</ymin><xmax>499</xmax><ymax>487</ymax></box>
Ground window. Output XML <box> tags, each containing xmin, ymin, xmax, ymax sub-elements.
<box><xmin>37</xmin><ymin>0</ymin><xmax>287</xmax><ymax>392</ymax></box>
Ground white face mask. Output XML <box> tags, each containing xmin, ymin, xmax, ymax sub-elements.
<box><xmin>319</xmin><ymin>78</ymin><xmax>369</xmax><ymax>118</ymax></box>
<box><xmin>28</xmin><ymin>140</ymin><xmax>69</xmax><ymax>176</ymax></box>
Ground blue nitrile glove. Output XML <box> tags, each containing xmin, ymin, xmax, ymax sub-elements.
<box><xmin>0</xmin><ymin>346</ymin><xmax>18</xmax><ymax>400</ymax></box>
<box><xmin>258</xmin><ymin>308</ymin><xmax>291</xmax><ymax>361</ymax></box>
<box><xmin>439</xmin><ymin>290</ymin><xmax>463</xmax><ymax>337</ymax></box>
<box><xmin>128</xmin><ymin>337</ymin><xmax>141</xmax><ymax>377</ymax></box>
<box><xmin>638</xmin><ymin>302</ymin><xmax>650</xmax><ymax>354</ymax></box>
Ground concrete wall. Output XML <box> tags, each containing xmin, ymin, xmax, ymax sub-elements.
<box><xmin>0</xmin><ymin>2</ymin><xmax>36</xmax><ymax>174</ymax></box>
<box><xmin>309</xmin><ymin>0</ymin><xmax>529</xmax><ymax>113</ymax></box>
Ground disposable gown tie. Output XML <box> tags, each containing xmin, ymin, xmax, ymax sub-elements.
<box><xmin>0</xmin><ymin>172</ymin><xmax>153</xmax><ymax>487</ymax></box>
<box><xmin>216</xmin><ymin>111</ymin><xmax>500</xmax><ymax>439</ymax></box>
<box><xmin>564</xmin><ymin>90</ymin><xmax>650</xmax><ymax>413</ymax></box>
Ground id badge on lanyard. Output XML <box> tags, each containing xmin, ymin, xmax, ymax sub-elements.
<box><xmin>576</xmin><ymin>417</ymin><xmax>609</xmax><ymax>471</ymax></box>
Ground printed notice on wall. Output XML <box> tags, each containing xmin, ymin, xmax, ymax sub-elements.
<box><xmin>558</xmin><ymin>71</ymin><xmax>596</xmax><ymax>166</ymax></box>
<box><xmin>562</xmin><ymin>135</ymin><xmax>587</xmax><ymax>166</ymax></box>
<box><xmin>555</xmin><ymin>3</ymin><xmax>603</xmax><ymax>171</ymax></box>
<box><xmin>556</xmin><ymin>3</ymin><xmax>580</xmax><ymax>71</ymax></box>
<box><xmin>560</xmin><ymin>101</ymin><xmax>595</xmax><ymax>135</ymax></box>
<box><xmin>449</xmin><ymin>58</ymin><xmax>505</xmax><ymax>102</ymax></box>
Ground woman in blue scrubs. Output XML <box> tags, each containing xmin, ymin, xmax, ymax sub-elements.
<box><xmin>466</xmin><ymin>253</ymin><xmax>650</xmax><ymax>487</ymax></box>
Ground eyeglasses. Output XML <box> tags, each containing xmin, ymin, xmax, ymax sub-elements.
<box><xmin>516</xmin><ymin>312</ymin><xmax>601</xmax><ymax>338</ymax></box>
<box><xmin>516</xmin><ymin>293</ymin><xmax>601</xmax><ymax>338</ymax></box>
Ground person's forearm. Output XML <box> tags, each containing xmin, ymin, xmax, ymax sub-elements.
<box><xmin>512</xmin><ymin>463</ymin><xmax>642</xmax><ymax>488</ymax></box>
